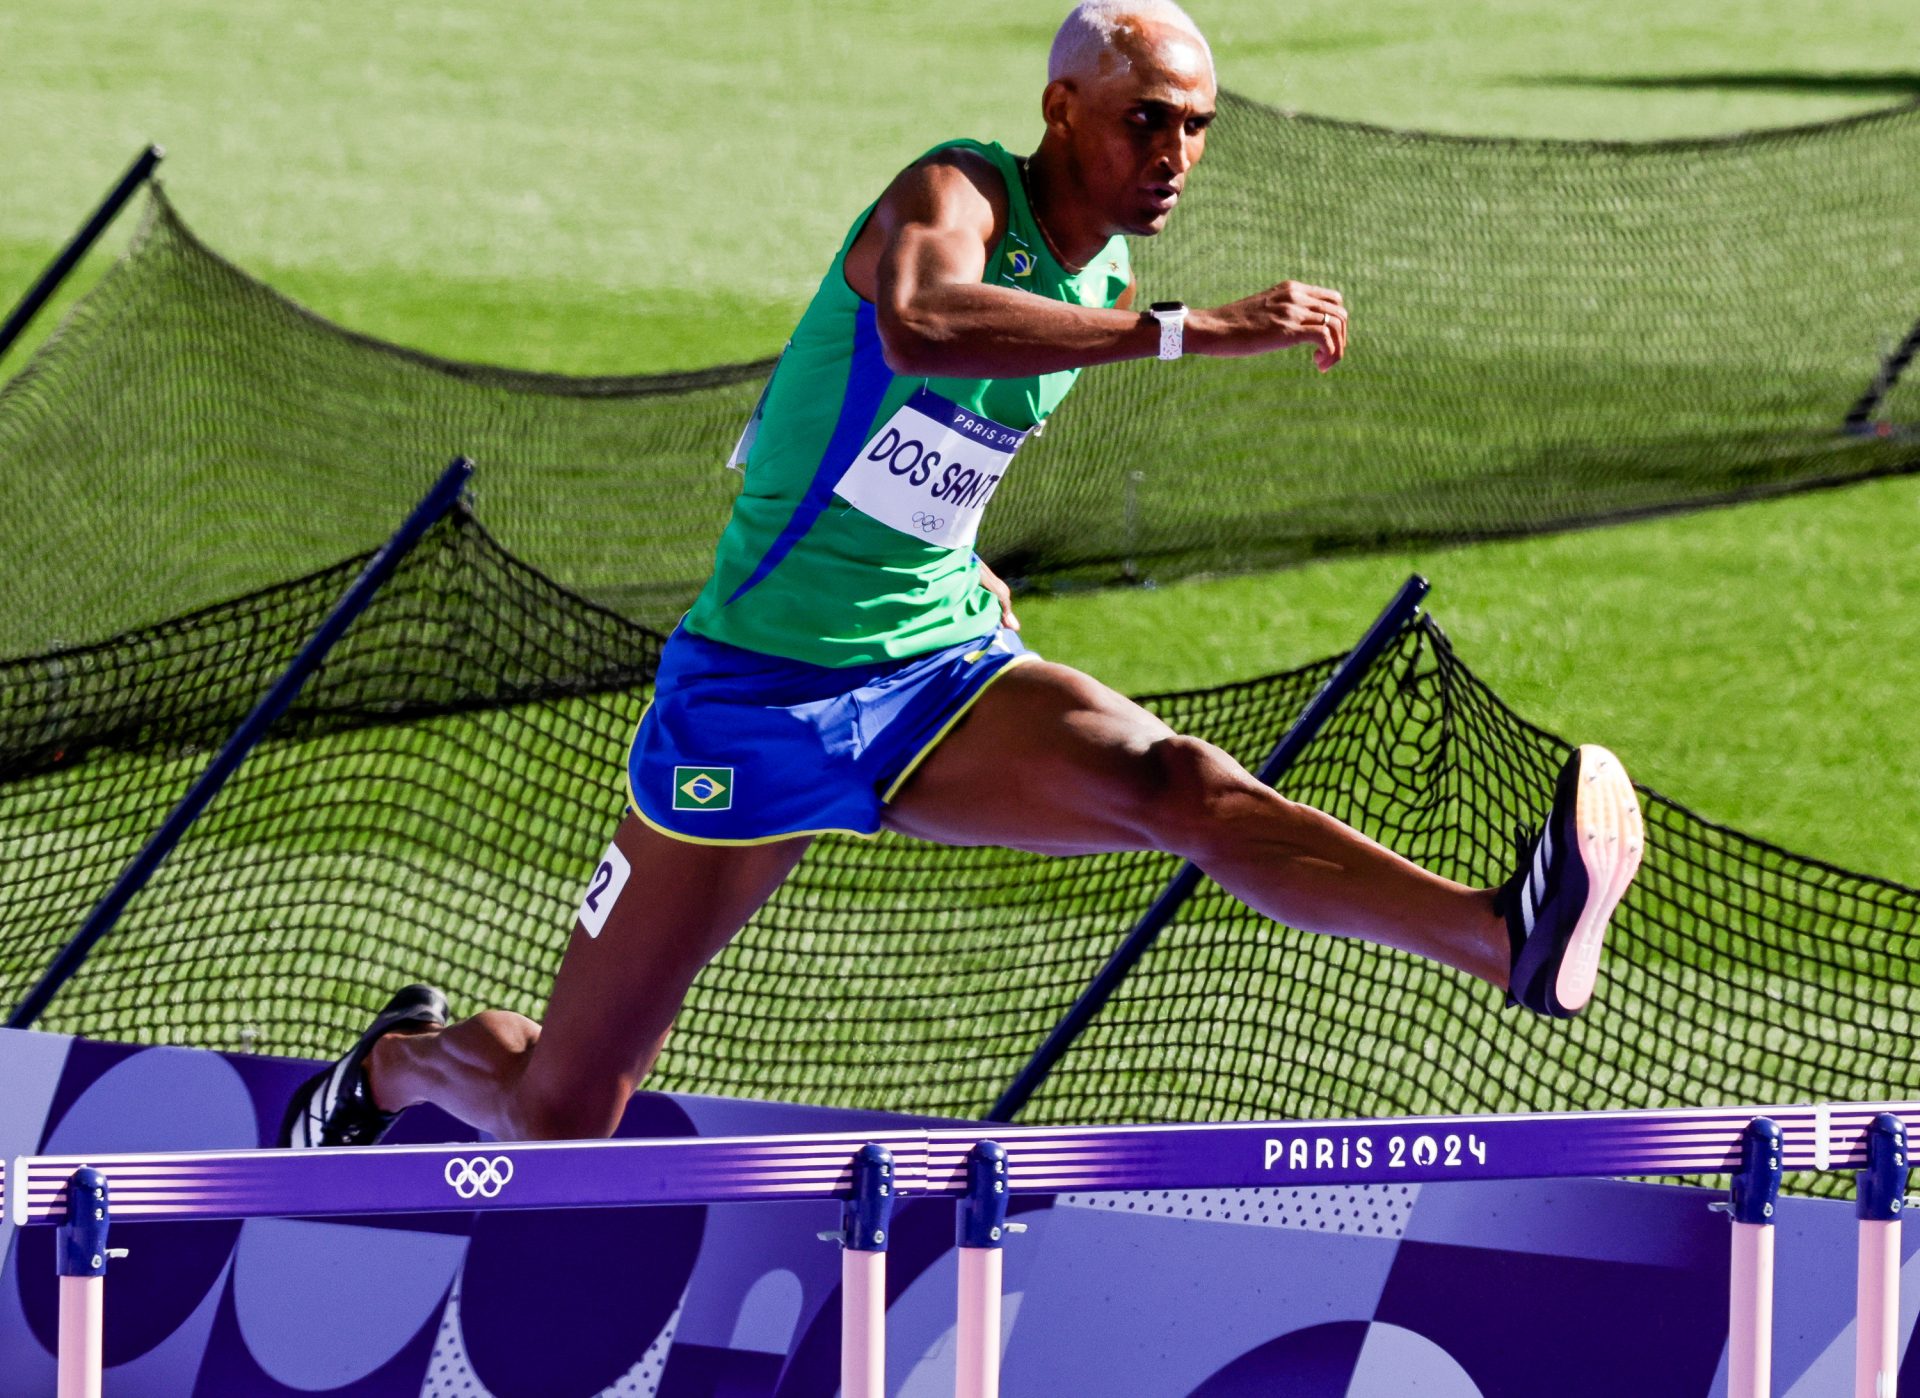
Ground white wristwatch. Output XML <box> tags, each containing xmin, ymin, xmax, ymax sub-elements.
<box><xmin>1148</xmin><ymin>301</ymin><xmax>1188</xmax><ymax>361</ymax></box>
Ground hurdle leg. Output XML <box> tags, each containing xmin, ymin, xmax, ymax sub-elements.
<box><xmin>1729</xmin><ymin>1221</ymin><xmax>1776</xmax><ymax>1398</ymax></box>
<box><xmin>1726</xmin><ymin>1117</ymin><xmax>1782</xmax><ymax>1398</ymax></box>
<box><xmin>58</xmin><ymin>1276</ymin><xmax>103</xmax><ymax>1398</ymax></box>
<box><xmin>829</xmin><ymin>1144</ymin><xmax>895</xmax><ymax>1398</ymax></box>
<box><xmin>1855</xmin><ymin>1114</ymin><xmax>1909</xmax><ymax>1398</ymax></box>
<box><xmin>55</xmin><ymin>1167</ymin><xmax>114</xmax><ymax>1398</ymax></box>
<box><xmin>843</xmin><ymin>1247</ymin><xmax>886</xmax><ymax>1398</ymax></box>
<box><xmin>956</xmin><ymin>1141</ymin><xmax>1025</xmax><ymax>1398</ymax></box>
<box><xmin>956</xmin><ymin>1248</ymin><xmax>1001</xmax><ymax>1397</ymax></box>
<box><xmin>1859</xmin><ymin>1221</ymin><xmax>1900</xmax><ymax>1398</ymax></box>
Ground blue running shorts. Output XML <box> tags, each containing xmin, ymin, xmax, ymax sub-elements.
<box><xmin>628</xmin><ymin>624</ymin><xmax>1036</xmax><ymax>844</ymax></box>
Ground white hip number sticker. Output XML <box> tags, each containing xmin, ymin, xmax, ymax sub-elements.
<box><xmin>576</xmin><ymin>840</ymin><xmax>632</xmax><ymax>939</ymax></box>
<box><xmin>832</xmin><ymin>388</ymin><xmax>1028</xmax><ymax>549</ymax></box>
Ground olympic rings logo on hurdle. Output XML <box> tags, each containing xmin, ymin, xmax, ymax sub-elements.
<box><xmin>444</xmin><ymin>1155</ymin><xmax>515</xmax><ymax>1199</ymax></box>
<box><xmin>910</xmin><ymin>511</ymin><xmax>946</xmax><ymax>534</ymax></box>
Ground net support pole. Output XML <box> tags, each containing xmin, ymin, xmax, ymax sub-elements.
<box><xmin>1845</xmin><ymin>314</ymin><xmax>1920</xmax><ymax>435</ymax></box>
<box><xmin>955</xmin><ymin>1141</ymin><xmax>1020</xmax><ymax>1398</ymax></box>
<box><xmin>1855</xmin><ymin>1114</ymin><xmax>1909</xmax><ymax>1398</ymax></box>
<box><xmin>830</xmin><ymin>1144</ymin><xmax>894</xmax><ymax>1398</ymax></box>
<box><xmin>5</xmin><ymin>457</ymin><xmax>474</xmax><ymax>1030</ymax></box>
<box><xmin>1726</xmin><ymin>1117</ymin><xmax>1782</xmax><ymax>1398</ymax></box>
<box><xmin>986</xmin><ymin>573</ymin><xmax>1431</xmax><ymax>1123</ymax></box>
<box><xmin>56</xmin><ymin>1168</ymin><xmax>120</xmax><ymax>1398</ymax></box>
<box><xmin>0</xmin><ymin>145</ymin><xmax>163</xmax><ymax>367</ymax></box>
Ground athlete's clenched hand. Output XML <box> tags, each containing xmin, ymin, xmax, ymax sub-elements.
<box><xmin>1189</xmin><ymin>281</ymin><xmax>1348</xmax><ymax>371</ymax></box>
<box><xmin>978</xmin><ymin>561</ymin><xmax>1020</xmax><ymax>632</ymax></box>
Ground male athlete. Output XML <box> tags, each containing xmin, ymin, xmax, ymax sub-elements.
<box><xmin>283</xmin><ymin>0</ymin><xmax>1643</xmax><ymax>1149</ymax></box>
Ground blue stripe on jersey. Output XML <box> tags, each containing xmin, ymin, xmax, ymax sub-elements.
<box><xmin>725</xmin><ymin>300</ymin><xmax>894</xmax><ymax>605</ymax></box>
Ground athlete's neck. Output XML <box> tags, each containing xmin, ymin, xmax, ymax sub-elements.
<box><xmin>1021</xmin><ymin>143</ymin><xmax>1107</xmax><ymax>273</ymax></box>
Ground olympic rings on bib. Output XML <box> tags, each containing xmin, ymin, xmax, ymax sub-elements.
<box><xmin>910</xmin><ymin>511</ymin><xmax>946</xmax><ymax>534</ymax></box>
<box><xmin>445</xmin><ymin>1155</ymin><xmax>515</xmax><ymax>1199</ymax></box>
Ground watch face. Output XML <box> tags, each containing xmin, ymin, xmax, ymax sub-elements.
<box><xmin>1149</xmin><ymin>301</ymin><xmax>1186</xmax><ymax>314</ymax></box>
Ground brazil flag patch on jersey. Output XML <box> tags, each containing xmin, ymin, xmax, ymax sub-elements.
<box><xmin>673</xmin><ymin>766</ymin><xmax>734</xmax><ymax>811</ymax></box>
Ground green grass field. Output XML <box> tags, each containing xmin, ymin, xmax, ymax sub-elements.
<box><xmin>3</xmin><ymin>0</ymin><xmax>1918</xmax><ymax>883</ymax></box>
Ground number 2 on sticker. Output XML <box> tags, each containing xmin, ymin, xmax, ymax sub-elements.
<box><xmin>576</xmin><ymin>842</ymin><xmax>631</xmax><ymax>938</ymax></box>
<box><xmin>585</xmin><ymin>862</ymin><xmax>613</xmax><ymax>911</ymax></box>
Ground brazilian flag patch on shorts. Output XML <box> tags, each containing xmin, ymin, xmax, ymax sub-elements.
<box><xmin>673</xmin><ymin>766</ymin><xmax>734</xmax><ymax>811</ymax></box>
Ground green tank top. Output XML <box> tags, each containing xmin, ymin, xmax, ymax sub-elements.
<box><xmin>684</xmin><ymin>138</ymin><xmax>1131</xmax><ymax>667</ymax></box>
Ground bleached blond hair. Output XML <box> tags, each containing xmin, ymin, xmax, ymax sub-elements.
<box><xmin>1047</xmin><ymin>0</ymin><xmax>1215</xmax><ymax>85</ymax></box>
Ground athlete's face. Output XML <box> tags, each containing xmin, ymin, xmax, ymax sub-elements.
<box><xmin>1045</xmin><ymin>22</ymin><xmax>1217</xmax><ymax>237</ymax></box>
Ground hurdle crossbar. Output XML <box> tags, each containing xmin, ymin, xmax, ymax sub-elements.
<box><xmin>9</xmin><ymin>1098</ymin><xmax>1917</xmax><ymax>1227</ymax></box>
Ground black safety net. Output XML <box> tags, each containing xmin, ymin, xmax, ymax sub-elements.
<box><xmin>4</xmin><ymin>94</ymin><xmax>1919</xmax><ymax>659</ymax></box>
<box><xmin>1</xmin><ymin>511</ymin><xmax>1912</xmax><ymax>1198</ymax></box>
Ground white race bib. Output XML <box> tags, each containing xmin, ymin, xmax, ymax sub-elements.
<box><xmin>831</xmin><ymin>388</ymin><xmax>1029</xmax><ymax>549</ymax></box>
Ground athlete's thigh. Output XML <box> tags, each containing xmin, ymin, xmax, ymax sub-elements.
<box><xmin>523</xmin><ymin>813</ymin><xmax>810</xmax><ymax>1095</ymax></box>
<box><xmin>883</xmin><ymin>659</ymin><xmax>1176</xmax><ymax>855</ymax></box>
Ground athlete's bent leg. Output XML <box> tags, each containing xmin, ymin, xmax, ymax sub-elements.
<box><xmin>366</xmin><ymin>814</ymin><xmax>809</xmax><ymax>1140</ymax></box>
<box><xmin>885</xmin><ymin>660</ymin><xmax>1510</xmax><ymax>986</ymax></box>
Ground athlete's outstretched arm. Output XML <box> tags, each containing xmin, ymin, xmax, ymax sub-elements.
<box><xmin>845</xmin><ymin>151</ymin><xmax>1348</xmax><ymax>380</ymax></box>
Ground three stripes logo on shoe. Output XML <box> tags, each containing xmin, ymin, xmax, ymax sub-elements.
<box><xmin>673</xmin><ymin>766</ymin><xmax>734</xmax><ymax>811</ymax></box>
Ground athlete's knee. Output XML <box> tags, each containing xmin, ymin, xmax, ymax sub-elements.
<box><xmin>1135</xmin><ymin>733</ymin><xmax>1297</xmax><ymax>860</ymax></box>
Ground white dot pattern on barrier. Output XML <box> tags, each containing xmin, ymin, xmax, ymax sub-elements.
<box><xmin>418</xmin><ymin>1274</ymin><xmax>683</xmax><ymax>1397</ymax></box>
<box><xmin>1056</xmin><ymin>1184</ymin><xmax>1418</xmax><ymax>1238</ymax></box>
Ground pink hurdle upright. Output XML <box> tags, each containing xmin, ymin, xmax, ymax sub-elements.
<box><xmin>825</xmin><ymin>1144</ymin><xmax>895</xmax><ymax>1398</ymax></box>
<box><xmin>53</xmin><ymin>1168</ymin><xmax>124</xmax><ymax>1398</ymax></box>
<box><xmin>1725</xmin><ymin>1119</ymin><xmax>1782</xmax><ymax>1398</ymax></box>
<box><xmin>1854</xmin><ymin>1115</ymin><xmax>1909</xmax><ymax>1398</ymax></box>
<box><xmin>955</xmin><ymin>1142</ymin><xmax>1024</xmax><ymax>1398</ymax></box>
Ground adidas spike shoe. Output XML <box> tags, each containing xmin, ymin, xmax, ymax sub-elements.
<box><xmin>1501</xmin><ymin>745</ymin><xmax>1644</xmax><ymax>1018</ymax></box>
<box><xmin>279</xmin><ymin>984</ymin><xmax>447</xmax><ymax>1148</ymax></box>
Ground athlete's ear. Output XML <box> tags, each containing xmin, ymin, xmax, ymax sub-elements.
<box><xmin>1041</xmin><ymin>78</ymin><xmax>1075</xmax><ymax>139</ymax></box>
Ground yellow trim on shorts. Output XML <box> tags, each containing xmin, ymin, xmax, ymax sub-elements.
<box><xmin>880</xmin><ymin>651</ymin><xmax>1036</xmax><ymax>803</ymax></box>
<box><xmin>624</xmin><ymin>796</ymin><xmax>875</xmax><ymax>847</ymax></box>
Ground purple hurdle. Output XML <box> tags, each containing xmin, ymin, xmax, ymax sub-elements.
<box><xmin>22</xmin><ymin>1100</ymin><xmax>1920</xmax><ymax>1393</ymax></box>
